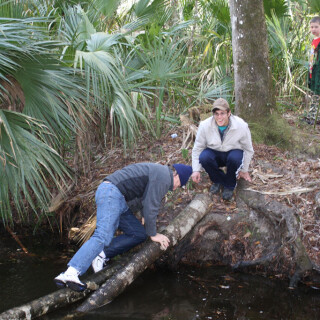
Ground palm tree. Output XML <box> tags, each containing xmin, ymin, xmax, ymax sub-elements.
<box><xmin>0</xmin><ymin>2</ymin><xmax>87</xmax><ymax>225</ymax></box>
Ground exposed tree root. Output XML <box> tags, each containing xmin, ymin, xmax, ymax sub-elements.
<box><xmin>234</xmin><ymin>179</ymin><xmax>313</xmax><ymax>287</ymax></box>
<box><xmin>232</xmin><ymin>245</ymin><xmax>281</xmax><ymax>269</ymax></box>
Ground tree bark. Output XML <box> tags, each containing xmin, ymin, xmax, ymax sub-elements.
<box><xmin>0</xmin><ymin>193</ymin><xmax>211</xmax><ymax>319</ymax></box>
<box><xmin>0</xmin><ymin>259</ymin><xmax>130</xmax><ymax>320</ymax></box>
<box><xmin>229</xmin><ymin>0</ymin><xmax>275</xmax><ymax>120</ymax></box>
<box><xmin>170</xmin><ymin>179</ymin><xmax>315</xmax><ymax>289</ymax></box>
<box><xmin>76</xmin><ymin>193</ymin><xmax>211</xmax><ymax>312</ymax></box>
<box><xmin>235</xmin><ymin>179</ymin><xmax>313</xmax><ymax>288</ymax></box>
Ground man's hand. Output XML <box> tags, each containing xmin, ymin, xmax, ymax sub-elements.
<box><xmin>237</xmin><ymin>171</ymin><xmax>252</xmax><ymax>182</ymax></box>
<box><xmin>191</xmin><ymin>171</ymin><xmax>201</xmax><ymax>183</ymax></box>
<box><xmin>150</xmin><ymin>233</ymin><xmax>170</xmax><ymax>250</ymax></box>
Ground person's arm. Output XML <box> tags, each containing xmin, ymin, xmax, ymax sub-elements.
<box><xmin>238</xmin><ymin>124</ymin><xmax>254</xmax><ymax>181</ymax></box>
<box><xmin>142</xmin><ymin>168</ymin><xmax>171</xmax><ymax>238</ymax></box>
<box><xmin>143</xmin><ymin>182</ymin><xmax>171</xmax><ymax>250</ymax></box>
<box><xmin>192</xmin><ymin>121</ymin><xmax>207</xmax><ymax>179</ymax></box>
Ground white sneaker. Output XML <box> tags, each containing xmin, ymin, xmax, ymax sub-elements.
<box><xmin>91</xmin><ymin>254</ymin><xmax>109</xmax><ymax>273</ymax></box>
<box><xmin>54</xmin><ymin>272</ymin><xmax>87</xmax><ymax>292</ymax></box>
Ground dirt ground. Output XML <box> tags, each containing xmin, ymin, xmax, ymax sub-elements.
<box><xmin>2</xmin><ymin>112</ymin><xmax>320</xmax><ymax>274</ymax></box>
<box><xmin>51</xmin><ymin>113</ymin><xmax>320</xmax><ymax>269</ymax></box>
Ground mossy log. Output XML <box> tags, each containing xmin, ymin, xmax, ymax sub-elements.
<box><xmin>76</xmin><ymin>193</ymin><xmax>211</xmax><ymax>312</ymax></box>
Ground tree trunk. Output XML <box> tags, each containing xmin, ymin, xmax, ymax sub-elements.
<box><xmin>76</xmin><ymin>193</ymin><xmax>211</xmax><ymax>312</ymax></box>
<box><xmin>229</xmin><ymin>0</ymin><xmax>275</xmax><ymax>120</ymax></box>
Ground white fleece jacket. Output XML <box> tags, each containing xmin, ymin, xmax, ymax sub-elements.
<box><xmin>192</xmin><ymin>115</ymin><xmax>254</xmax><ymax>172</ymax></box>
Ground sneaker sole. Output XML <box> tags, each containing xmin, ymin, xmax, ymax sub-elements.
<box><xmin>54</xmin><ymin>279</ymin><xmax>66</xmax><ymax>289</ymax></box>
<box><xmin>66</xmin><ymin>281</ymin><xmax>87</xmax><ymax>292</ymax></box>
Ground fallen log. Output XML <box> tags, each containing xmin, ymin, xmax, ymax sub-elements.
<box><xmin>0</xmin><ymin>193</ymin><xmax>211</xmax><ymax>319</ymax></box>
<box><xmin>0</xmin><ymin>254</ymin><xmax>131</xmax><ymax>320</ymax></box>
<box><xmin>76</xmin><ymin>193</ymin><xmax>211</xmax><ymax>313</ymax></box>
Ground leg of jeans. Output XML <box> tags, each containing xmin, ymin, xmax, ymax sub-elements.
<box><xmin>225</xmin><ymin>149</ymin><xmax>244</xmax><ymax>189</ymax></box>
<box><xmin>103</xmin><ymin>208</ymin><xmax>147</xmax><ymax>259</ymax></box>
<box><xmin>199</xmin><ymin>148</ymin><xmax>227</xmax><ymax>184</ymax></box>
<box><xmin>68</xmin><ymin>182</ymin><xmax>128</xmax><ymax>275</ymax></box>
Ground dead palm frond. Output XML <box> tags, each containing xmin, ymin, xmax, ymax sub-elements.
<box><xmin>71</xmin><ymin>214</ymin><xmax>97</xmax><ymax>245</ymax></box>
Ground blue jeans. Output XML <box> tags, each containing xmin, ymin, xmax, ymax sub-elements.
<box><xmin>199</xmin><ymin>148</ymin><xmax>243</xmax><ymax>190</ymax></box>
<box><xmin>68</xmin><ymin>182</ymin><xmax>146</xmax><ymax>275</ymax></box>
<box><xmin>104</xmin><ymin>208</ymin><xmax>147</xmax><ymax>259</ymax></box>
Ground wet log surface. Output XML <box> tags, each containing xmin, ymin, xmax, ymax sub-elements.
<box><xmin>76</xmin><ymin>193</ymin><xmax>211</xmax><ymax>312</ymax></box>
<box><xmin>0</xmin><ymin>193</ymin><xmax>211</xmax><ymax>319</ymax></box>
<box><xmin>1</xmin><ymin>179</ymin><xmax>319</xmax><ymax>318</ymax></box>
<box><xmin>0</xmin><ymin>257</ymin><xmax>130</xmax><ymax>320</ymax></box>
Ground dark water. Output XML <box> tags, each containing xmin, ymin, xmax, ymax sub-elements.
<box><xmin>1</xmin><ymin>243</ymin><xmax>320</xmax><ymax>319</ymax></box>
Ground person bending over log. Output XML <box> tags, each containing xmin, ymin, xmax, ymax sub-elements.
<box><xmin>54</xmin><ymin>162</ymin><xmax>192</xmax><ymax>292</ymax></box>
<box><xmin>191</xmin><ymin>98</ymin><xmax>254</xmax><ymax>201</ymax></box>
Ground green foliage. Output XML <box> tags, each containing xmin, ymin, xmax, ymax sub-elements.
<box><xmin>263</xmin><ymin>0</ymin><xmax>288</xmax><ymax>18</ymax></box>
<box><xmin>202</xmin><ymin>0</ymin><xmax>230</xmax><ymax>27</ymax></box>
<box><xmin>1</xmin><ymin>0</ymin><xmax>319</xmax><ymax>228</ymax></box>
<box><xmin>0</xmin><ymin>110</ymin><xmax>70</xmax><ymax>224</ymax></box>
<box><xmin>267</xmin><ymin>11</ymin><xmax>309</xmax><ymax>98</ymax></box>
<box><xmin>307</xmin><ymin>0</ymin><xmax>320</xmax><ymax>13</ymax></box>
<box><xmin>181</xmin><ymin>148</ymin><xmax>189</xmax><ymax>161</ymax></box>
<box><xmin>136</xmin><ymin>34</ymin><xmax>191</xmax><ymax>137</ymax></box>
<box><xmin>182</xmin><ymin>0</ymin><xmax>195</xmax><ymax>21</ymax></box>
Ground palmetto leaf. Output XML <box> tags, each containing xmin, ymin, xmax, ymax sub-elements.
<box><xmin>0</xmin><ymin>110</ymin><xmax>70</xmax><ymax>224</ymax></box>
<box><xmin>263</xmin><ymin>0</ymin><xmax>288</xmax><ymax>18</ymax></box>
<box><xmin>138</xmin><ymin>36</ymin><xmax>189</xmax><ymax>82</ymax></box>
<box><xmin>74</xmin><ymin>29</ymin><xmax>150</xmax><ymax>147</ymax></box>
<box><xmin>134</xmin><ymin>0</ymin><xmax>169</xmax><ymax>18</ymax></box>
<box><xmin>91</xmin><ymin>0</ymin><xmax>121</xmax><ymax>19</ymax></box>
<box><xmin>0</xmin><ymin>9</ymin><xmax>88</xmax><ymax>225</ymax></box>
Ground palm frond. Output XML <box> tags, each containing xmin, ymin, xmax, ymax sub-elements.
<box><xmin>0</xmin><ymin>110</ymin><xmax>70</xmax><ymax>224</ymax></box>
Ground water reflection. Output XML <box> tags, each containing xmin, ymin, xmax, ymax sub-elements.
<box><xmin>75</xmin><ymin>267</ymin><xmax>320</xmax><ymax>320</ymax></box>
<box><xmin>1</xmin><ymin>255</ymin><xmax>320</xmax><ymax>320</ymax></box>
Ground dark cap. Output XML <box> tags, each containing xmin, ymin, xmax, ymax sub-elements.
<box><xmin>212</xmin><ymin>98</ymin><xmax>230</xmax><ymax>113</ymax></box>
<box><xmin>172</xmin><ymin>164</ymin><xmax>192</xmax><ymax>187</ymax></box>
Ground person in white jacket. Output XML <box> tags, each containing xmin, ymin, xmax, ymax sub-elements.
<box><xmin>191</xmin><ymin>98</ymin><xmax>254</xmax><ymax>200</ymax></box>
